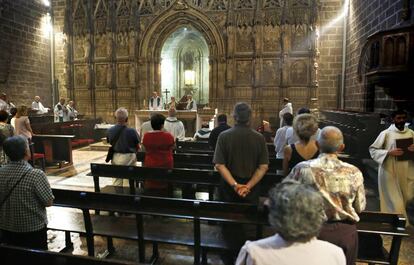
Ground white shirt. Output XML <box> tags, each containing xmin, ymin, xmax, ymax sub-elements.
<box><xmin>236</xmin><ymin>234</ymin><xmax>346</xmax><ymax>265</ymax></box>
<box><xmin>54</xmin><ymin>103</ymin><xmax>68</xmax><ymax>122</ymax></box>
<box><xmin>274</xmin><ymin>125</ymin><xmax>291</xmax><ymax>158</ymax></box>
<box><xmin>0</xmin><ymin>99</ymin><xmax>8</xmax><ymax>112</ymax></box>
<box><xmin>31</xmin><ymin>101</ymin><xmax>49</xmax><ymax>114</ymax></box>
<box><xmin>279</xmin><ymin>103</ymin><xmax>293</xmax><ymax>127</ymax></box>
<box><xmin>164</xmin><ymin>117</ymin><xmax>185</xmax><ymax>140</ymax></box>
<box><xmin>149</xmin><ymin>96</ymin><xmax>163</xmax><ymax>111</ymax></box>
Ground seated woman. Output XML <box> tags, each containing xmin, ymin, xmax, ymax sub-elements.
<box><xmin>236</xmin><ymin>181</ymin><xmax>346</xmax><ymax>265</ymax></box>
<box><xmin>283</xmin><ymin>114</ymin><xmax>319</xmax><ymax>175</ymax></box>
<box><xmin>142</xmin><ymin>113</ymin><xmax>175</xmax><ymax>195</ymax></box>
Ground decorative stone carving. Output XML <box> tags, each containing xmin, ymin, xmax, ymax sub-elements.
<box><xmin>290</xmin><ymin>60</ymin><xmax>308</xmax><ymax>85</ymax></box>
<box><xmin>74</xmin><ymin>65</ymin><xmax>87</xmax><ymax>87</ymax></box>
<box><xmin>236</xmin><ymin>27</ymin><xmax>253</xmax><ymax>52</ymax></box>
<box><xmin>263</xmin><ymin>25</ymin><xmax>280</xmax><ymax>51</ymax></box>
<box><xmin>129</xmin><ymin>64</ymin><xmax>136</xmax><ymax>86</ymax></box>
<box><xmin>117</xmin><ymin>32</ymin><xmax>129</xmax><ymax>57</ymax></box>
<box><xmin>262</xmin><ymin>60</ymin><xmax>278</xmax><ymax>84</ymax></box>
<box><xmin>117</xmin><ymin>64</ymin><xmax>130</xmax><ymax>87</ymax></box>
<box><xmin>291</xmin><ymin>24</ymin><xmax>308</xmax><ymax>51</ymax></box>
<box><xmin>96</xmin><ymin>64</ymin><xmax>108</xmax><ymax>87</ymax></box>
<box><xmin>74</xmin><ymin>36</ymin><xmax>85</xmax><ymax>59</ymax></box>
<box><xmin>236</xmin><ymin>60</ymin><xmax>252</xmax><ymax>85</ymax></box>
<box><xmin>128</xmin><ymin>31</ymin><xmax>136</xmax><ymax>56</ymax></box>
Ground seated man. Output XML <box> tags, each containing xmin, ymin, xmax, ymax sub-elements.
<box><xmin>164</xmin><ymin>108</ymin><xmax>185</xmax><ymax>141</ymax></box>
<box><xmin>236</xmin><ymin>181</ymin><xmax>345</xmax><ymax>265</ymax></box>
<box><xmin>284</xmin><ymin>126</ymin><xmax>366</xmax><ymax>265</ymax></box>
<box><xmin>193</xmin><ymin>123</ymin><xmax>211</xmax><ymax>141</ymax></box>
<box><xmin>0</xmin><ymin>136</ymin><xmax>54</xmax><ymax>250</ymax></box>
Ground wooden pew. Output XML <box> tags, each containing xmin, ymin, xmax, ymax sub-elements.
<box><xmin>48</xmin><ymin>189</ymin><xmax>408</xmax><ymax>265</ymax></box>
<box><xmin>0</xmin><ymin>245</ymin><xmax>137</xmax><ymax>265</ymax></box>
<box><xmin>89</xmin><ymin>163</ymin><xmax>284</xmax><ymax>198</ymax></box>
<box><xmin>49</xmin><ymin>188</ymin><xmax>266</xmax><ymax>264</ymax></box>
<box><xmin>137</xmin><ymin>151</ymin><xmax>283</xmax><ymax>172</ymax></box>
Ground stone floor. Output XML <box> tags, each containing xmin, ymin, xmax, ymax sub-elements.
<box><xmin>45</xmin><ymin>147</ymin><xmax>414</xmax><ymax>264</ymax></box>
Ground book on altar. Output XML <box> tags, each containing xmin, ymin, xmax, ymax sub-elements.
<box><xmin>396</xmin><ymin>138</ymin><xmax>414</xmax><ymax>161</ymax></box>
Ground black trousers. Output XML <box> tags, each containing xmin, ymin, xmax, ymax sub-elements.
<box><xmin>318</xmin><ymin>222</ymin><xmax>358</xmax><ymax>265</ymax></box>
<box><xmin>1</xmin><ymin>226</ymin><xmax>48</xmax><ymax>250</ymax></box>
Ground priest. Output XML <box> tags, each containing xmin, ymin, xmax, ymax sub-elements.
<box><xmin>149</xmin><ymin>91</ymin><xmax>163</xmax><ymax>111</ymax></box>
<box><xmin>369</xmin><ymin>109</ymin><xmax>414</xmax><ymax>219</ymax></box>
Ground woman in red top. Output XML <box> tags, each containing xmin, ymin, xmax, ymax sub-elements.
<box><xmin>142</xmin><ymin>113</ymin><xmax>175</xmax><ymax>193</ymax></box>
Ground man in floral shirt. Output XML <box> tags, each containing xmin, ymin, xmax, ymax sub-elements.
<box><xmin>284</xmin><ymin>126</ymin><xmax>366</xmax><ymax>265</ymax></box>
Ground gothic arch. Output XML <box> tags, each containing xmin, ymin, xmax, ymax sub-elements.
<box><xmin>138</xmin><ymin>3</ymin><xmax>226</xmax><ymax>106</ymax></box>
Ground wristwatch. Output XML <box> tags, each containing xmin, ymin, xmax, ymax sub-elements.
<box><xmin>231</xmin><ymin>182</ymin><xmax>238</xmax><ymax>189</ymax></box>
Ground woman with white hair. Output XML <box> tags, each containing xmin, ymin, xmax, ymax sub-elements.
<box><xmin>236</xmin><ymin>181</ymin><xmax>346</xmax><ymax>265</ymax></box>
<box><xmin>283</xmin><ymin>114</ymin><xmax>319</xmax><ymax>175</ymax></box>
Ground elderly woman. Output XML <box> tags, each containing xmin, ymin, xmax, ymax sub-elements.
<box><xmin>236</xmin><ymin>181</ymin><xmax>346</xmax><ymax>265</ymax></box>
<box><xmin>283</xmin><ymin>114</ymin><xmax>319</xmax><ymax>175</ymax></box>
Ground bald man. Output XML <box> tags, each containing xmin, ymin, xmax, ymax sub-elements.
<box><xmin>284</xmin><ymin>126</ymin><xmax>366</xmax><ymax>265</ymax></box>
<box><xmin>31</xmin><ymin>96</ymin><xmax>49</xmax><ymax>115</ymax></box>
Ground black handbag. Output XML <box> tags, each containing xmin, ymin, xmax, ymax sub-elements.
<box><xmin>105</xmin><ymin>126</ymin><xmax>126</xmax><ymax>163</ymax></box>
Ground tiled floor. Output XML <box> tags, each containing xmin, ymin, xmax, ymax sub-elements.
<box><xmin>46</xmin><ymin>147</ymin><xmax>414</xmax><ymax>264</ymax></box>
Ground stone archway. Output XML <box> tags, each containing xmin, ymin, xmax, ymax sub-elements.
<box><xmin>138</xmin><ymin>2</ymin><xmax>225</xmax><ymax>108</ymax></box>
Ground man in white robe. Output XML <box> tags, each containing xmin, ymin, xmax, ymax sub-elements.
<box><xmin>278</xmin><ymin>98</ymin><xmax>293</xmax><ymax>127</ymax></box>
<box><xmin>31</xmin><ymin>96</ymin><xmax>49</xmax><ymax>114</ymax></box>
<box><xmin>149</xmin><ymin>91</ymin><xmax>163</xmax><ymax>111</ymax></box>
<box><xmin>164</xmin><ymin>108</ymin><xmax>185</xmax><ymax>140</ymax></box>
<box><xmin>186</xmin><ymin>94</ymin><xmax>197</xmax><ymax>111</ymax></box>
<box><xmin>369</xmin><ymin>110</ymin><xmax>414</xmax><ymax>218</ymax></box>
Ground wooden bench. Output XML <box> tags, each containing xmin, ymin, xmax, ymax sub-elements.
<box><xmin>0</xmin><ymin>244</ymin><xmax>137</xmax><ymax>265</ymax></box>
<box><xmin>90</xmin><ymin>163</ymin><xmax>284</xmax><ymax>199</ymax></box>
<box><xmin>137</xmin><ymin>151</ymin><xmax>283</xmax><ymax>172</ymax></box>
<box><xmin>49</xmin><ymin>188</ymin><xmax>266</xmax><ymax>264</ymax></box>
<box><xmin>48</xmin><ymin>189</ymin><xmax>408</xmax><ymax>265</ymax></box>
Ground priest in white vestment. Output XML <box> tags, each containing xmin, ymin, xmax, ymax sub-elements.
<box><xmin>369</xmin><ymin>110</ymin><xmax>414</xmax><ymax>218</ymax></box>
<box><xmin>186</xmin><ymin>94</ymin><xmax>197</xmax><ymax>111</ymax></box>
<box><xmin>164</xmin><ymin>107</ymin><xmax>185</xmax><ymax>140</ymax></box>
<box><xmin>31</xmin><ymin>96</ymin><xmax>49</xmax><ymax>114</ymax></box>
<box><xmin>278</xmin><ymin>98</ymin><xmax>293</xmax><ymax>127</ymax></box>
<box><xmin>149</xmin><ymin>91</ymin><xmax>163</xmax><ymax>111</ymax></box>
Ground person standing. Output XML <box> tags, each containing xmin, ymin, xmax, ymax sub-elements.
<box><xmin>54</xmin><ymin>98</ymin><xmax>68</xmax><ymax>122</ymax></box>
<box><xmin>31</xmin><ymin>96</ymin><xmax>49</xmax><ymax>115</ymax></box>
<box><xmin>142</xmin><ymin>113</ymin><xmax>175</xmax><ymax>195</ymax></box>
<box><xmin>149</xmin><ymin>91</ymin><xmax>163</xmax><ymax>111</ymax></box>
<box><xmin>166</xmin><ymin>96</ymin><xmax>177</xmax><ymax>110</ymax></box>
<box><xmin>0</xmin><ymin>136</ymin><xmax>54</xmax><ymax>250</ymax></box>
<box><xmin>186</xmin><ymin>94</ymin><xmax>197</xmax><ymax>111</ymax></box>
<box><xmin>164</xmin><ymin>108</ymin><xmax>186</xmax><ymax>141</ymax></box>
<box><xmin>66</xmin><ymin>100</ymin><xmax>78</xmax><ymax>121</ymax></box>
<box><xmin>106</xmin><ymin>108</ymin><xmax>140</xmax><ymax>187</ymax></box>
<box><xmin>214</xmin><ymin>102</ymin><xmax>269</xmax><ymax>204</ymax></box>
<box><xmin>14</xmin><ymin>106</ymin><xmax>34</xmax><ymax>142</ymax></box>
<box><xmin>274</xmin><ymin>113</ymin><xmax>293</xmax><ymax>159</ymax></box>
<box><xmin>278</xmin><ymin>97</ymin><xmax>293</xmax><ymax>127</ymax></box>
<box><xmin>209</xmin><ymin>114</ymin><xmax>231</xmax><ymax>150</ymax></box>
<box><xmin>369</xmin><ymin>109</ymin><xmax>414</xmax><ymax>218</ymax></box>
<box><xmin>285</xmin><ymin>126</ymin><xmax>366</xmax><ymax>265</ymax></box>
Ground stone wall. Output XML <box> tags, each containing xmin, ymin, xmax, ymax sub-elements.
<box><xmin>0</xmin><ymin>0</ymin><xmax>51</xmax><ymax>107</ymax></box>
<box><xmin>317</xmin><ymin>0</ymin><xmax>345</xmax><ymax>110</ymax></box>
<box><xmin>344</xmin><ymin>0</ymin><xmax>413</xmax><ymax>113</ymax></box>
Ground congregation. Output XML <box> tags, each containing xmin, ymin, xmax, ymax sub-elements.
<box><xmin>0</xmin><ymin>94</ymin><xmax>413</xmax><ymax>265</ymax></box>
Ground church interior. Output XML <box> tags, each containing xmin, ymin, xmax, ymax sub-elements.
<box><xmin>1</xmin><ymin>0</ymin><xmax>414</xmax><ymax>264</ymax></box>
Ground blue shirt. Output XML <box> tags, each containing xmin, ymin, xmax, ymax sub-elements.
<box><xmin>107</xmin><ymin>124</ymin><xmax>140</xmax><ymax>153</ymax></box>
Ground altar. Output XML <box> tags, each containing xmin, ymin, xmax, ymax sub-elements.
<box><xmin>135</xmin><ymin>109</ymin><xmax>216</xmax><ymax>137</ymax></box>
